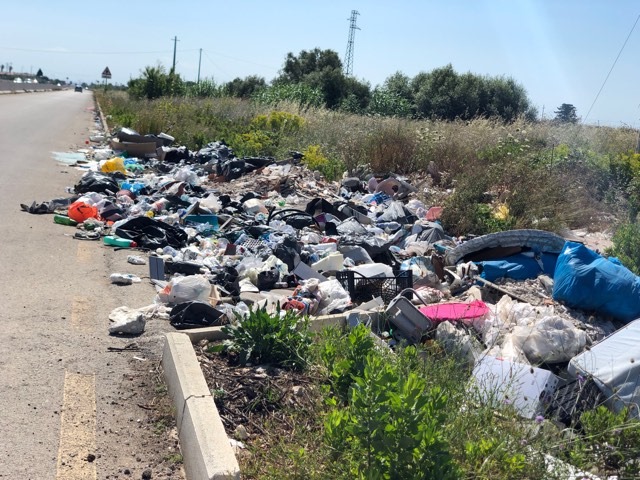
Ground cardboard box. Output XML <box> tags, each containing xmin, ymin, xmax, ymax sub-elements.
<box><xmin>110</xmin><ymin>139</ymin><xmax>165</xmax><ymax>160</ymax></box>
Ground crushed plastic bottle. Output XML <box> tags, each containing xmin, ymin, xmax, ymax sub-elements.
<box><xmin>109</xmin><ymin>273</ymin><xmax>141</xmax><ymax>285</ymax></box>
<box><xmin>127</xmin><ymin>255</ymin><xmax>146</xmax><ymax>265</ymax></box>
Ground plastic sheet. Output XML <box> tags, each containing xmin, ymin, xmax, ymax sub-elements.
<box><xmin>553</xmin><ymin>241</ymin><xmax>640</xmax><ymax>322</ymax></box>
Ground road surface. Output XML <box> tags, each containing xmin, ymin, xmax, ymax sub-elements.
<box><xmin>0</xmin><ymin>90</ymin><xmax>184</xmax><ymax>479</ymax></box>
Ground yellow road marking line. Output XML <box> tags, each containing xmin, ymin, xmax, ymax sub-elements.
<box><xmin>70</xmin><ymin>297</ymin><xmax>93</xmax><ymax>332</ymax></box>
<box><xmin>56</xmin><ymin>372</ymin><xmax>97</xmax><ymax>480</ymax></box>
<box><xmin>76</xmin><ymin>242</ymin><xmax>93</xmax><ymax>265</ymax></box>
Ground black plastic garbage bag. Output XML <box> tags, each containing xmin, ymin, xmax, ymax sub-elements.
<box><xmin>115</xmin><ymin>217</ymin><xmax>188</xmax><ymax>250</ymax></box>
<box><xmin>274</xmin><ymin>237</ymin><xmax>301</xmax><ymax>272</ymax></box>
<box><xmin>257</xmin><ymin>269</ymin><xmax>279</xmax><ymax>291</ymax></box>
<box><xmin>218</xmin><ymin>159</ymin><xmax>246</xmax><ymax>181</ymax></box>
<box><xmin>305</xmin><ymin>198</ymin><xmax>348</xmax><ymax>221</ymax></box>
<box><xmin>268</xmin><ymin>209</ymin><xmax>317</xmax><ymax>230</ymax></box>
<box><xmin>170</xmin><ymin>301</ymin><xmax>223</xmax><ymax>329</ymax></box>
<box><xmin>213</xmin><ymin>266</ymin><xmax>240</xmax><ymax>296</ymax></box>
<box><xmin>165</xmin><ymin>261</ymin><xmax>203</xmax><ymax>276</ymax></box>
<box><xmin>74</xmin><ymin>171</ymin><xmax>119</xmax><ymax>194</ymax></box>
<box><xmin>244</xmin><ymin>157</ymin><xmax>275</xmax><ymax>172</ymax></box>
<box><xmin>163</xmin><ymin>146</ymin><xmax>191</xmax><ymax>163</ymax></box>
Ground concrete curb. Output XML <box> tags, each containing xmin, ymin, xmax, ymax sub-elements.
<box><xmin>162</xmin><ymin>333</ymin><xmax>240</xmax><ymax>480</ymax></box>
<box><xmin>161</xmin><ymin>311</ymin><xmax>379</xmax><ymax>479</ymax></box>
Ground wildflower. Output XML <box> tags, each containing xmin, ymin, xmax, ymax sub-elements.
<box><xmin>535</xmin><ymin>415</ymin><xmax>545</xmax><ymax>424</ymax></box>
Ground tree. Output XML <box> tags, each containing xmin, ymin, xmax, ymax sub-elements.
<box><xmin>127</xmin><ymin>64</ymin><xmax>184</xmax><ymax>99</ymax></box>
<box><xmin>275</xmin><ymin>48</ymin><xmax>368</xmax><ymax>110</ymax></box>
<box><xmin>554</xmin><ymin>103</ymin><xmax>578</xmax><ymax>124</ymax></box>
<box><xmin>223</xmin><ymin>75</ymin><xmax>266</xmax><ymax>98</ymax></box>
<box><xmin>383</xmin><ymin>71</ymin><xmax>413</xmax><ymax>103</ymax></box>
<box><xmin>409</xmin><ymin>64</ymin><xmax>532</xmax><ymax>121</ymax></box>
<box><xmin>0</xmin><ymin>64</ymin><xmax>4</xmax><ymax>73</ymax></box>
<box><xmin>36</xmin><ymin>68</ymin><xmax>43</xmax><ymax>77</ymax></box>
<box><xmin>278</xmin><ymin>48</ymin><xmax>342</xmax><ymax>83</ymax></box>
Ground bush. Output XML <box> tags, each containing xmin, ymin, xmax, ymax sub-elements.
<box><xmin>319</xmin><ymin>324</ymin><xmax>376</xmax><ymax>403</ymax></box>
<box><xmin>301</xmin><ymin>145</ymin><xmax>345</xmax><ymax>181</ymax></box>
<box><xmin>222</xmin><ymin>305</ymin><xmax>311</xmax><ymax>370</ymax></box>
<box><xmin>565</xmin><ymin>406</ymin><xmax>640</xmax><ymax>477</ymax></box>
<box><xmin>605</xmin><ymin>222</ymin><xmax>640</xmax><ymax>274</ymax></box>
<box><xmin>325</xmin><ymin>351</ymin><xmax>457</xmax><ymax>479</ymax></box>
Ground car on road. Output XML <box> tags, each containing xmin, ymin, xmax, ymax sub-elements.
<box><xmin>74</xmin><ymin>85</ymin><xmax>83</xmax><ymax>92</ymax></box>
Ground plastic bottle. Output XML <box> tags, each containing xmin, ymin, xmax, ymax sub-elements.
<box><xmin>103</xmin><ymin>236</ymin><xmax>137</xmax><ymax>248</ymax></box>
<box><xmin>54</xmin><ymin>215</ymin><xmax>78</xmax><ymax>226</ymax></box>
<box><xmin>110</xmin><ymin>273</ymin><xmax>142</xmax><ymax>285</ymax></box>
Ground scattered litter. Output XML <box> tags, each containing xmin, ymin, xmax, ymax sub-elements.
<box><xmin>127</xmin><ymin>255</ymin><xmax>146</xmax><ymax>265</ymax></box>
<box><xmin>110</xmin><ymin>273</ymin><xmax>142</xmax><ymax>285</ymax></box>
<box><xmin>25</xmin><ymin>124</ymin><xmax>640</xmax><ymax>438</ymax></box>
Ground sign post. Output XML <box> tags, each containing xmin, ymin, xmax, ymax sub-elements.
<box><xmin>101</xmin><ymin>66</ymin><xmax>112</xmax><ymax>91</ymax></box>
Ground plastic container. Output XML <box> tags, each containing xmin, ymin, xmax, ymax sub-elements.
<box><xmin>54</xmin><ymin>214</ymin><xmax>78</xmax><ymax>226</ymax></box>
<box><xmin>336</xmin><ymin>270</ymin><xmax>413</xmax><ymax>304</ymax></box>
<box><xmin>103</xmin><ymin>236</ymin><xmax>137</xmax><ymax>248</ymax></box>
<box><xmin>311</xmin><ymin>252</ymin><xmax>344</xmax><ymax>272</ymax></box>
<box><xmin>386</xmin><ymin>296</ymin><xmax>433</xmax><ymax>343</ymax></box>
<box><xmin>351</xmin><ymin>263</ymin><xmax>394</xmax><ymax>278</ymax></box>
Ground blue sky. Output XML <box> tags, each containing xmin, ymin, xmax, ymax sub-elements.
<box><xmin>2</xmin><ymin>1</ymin><xmax>640</xmax><ymax>126</ymax></box>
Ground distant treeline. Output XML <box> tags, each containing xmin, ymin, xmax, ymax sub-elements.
<box><xmin>126</xmin><ymin>48</ymin><xmax>535</xmax><ymax>122</ymax></box>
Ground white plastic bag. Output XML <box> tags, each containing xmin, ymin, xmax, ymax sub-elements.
<box><xmin>317</xmin><ymin>279</ymin><xmax>351</xmax><ymax>315</ymax></box>
<box><xmin>173</xmin><ymin>166</ymin><xmax>200</xmax><ymax>185</ymax></box>
<box><xmin>377</xmin><ymin>201</ymin><xmax>406</xmax><ymax>222</ymax></box>
<box><xmin>511</xmin><ymin>316</ymin><xmax>587</xmax><ymax>364</ymax></box>
<box><xmin>156</xmin><ymin>275</ymin><xmax>211</xmax><ymax>304</ymax></box>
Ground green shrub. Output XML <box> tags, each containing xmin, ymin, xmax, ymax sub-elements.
<box><xmin>251</xmin><ymin>111</ymin><xmax>305</xmax><ymax>133</ymax></box>
<box><xmin>319</xmin><ymin>324</ymin><xmax>376</xmax><ymax>403</ymax></box>
<box><xmin>222</xmin><ymin>305</ymin><xmax>311</xmax><ymax>370</ymax></box>
<box><xmin>565</xmin><ymin>406</ymin><xmax>640</xmax><ymax>477</ymax></box>
<box><xmin>301</xmin><ymin>145</ymin><xmax>345</xmax><ymax>181</ymax></box>
<box><xmin>325</xmin><ymin>353</ymin><xmax>457</xmax><ymax>479</ymax></box>
<box><xmin>605</xmin><ymin>222</ymin><xmax>640</xmax><ymax>274</ymax></box>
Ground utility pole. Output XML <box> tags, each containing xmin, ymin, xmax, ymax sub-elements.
<box><xmin>197</xmin><ymin>48</ymin><xmax>202</xmax><ymax>84</ymax></box>
<box><xmin>171</xmin><ymin>36</ymin><xmax>179</xmax><ymax>73</ymax></box>
<box><xmin>343</xmin><ymin>10</ymin><xmax>360</xmax><ymax>76</ymax></box>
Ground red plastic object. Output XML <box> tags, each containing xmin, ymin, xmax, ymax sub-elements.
<box><xmin>68</xmin><ymin>201</ymin><xmax>99</xmax><ymax>222</ymax></box>
<box><xmin>426</xmin><ymin>206</ymin><xmax>443</xmax><ymax>221</ymax></box>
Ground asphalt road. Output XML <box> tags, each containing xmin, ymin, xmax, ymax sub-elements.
<box><xmin>0</xmin><ymin>91</ymin><xmax>183</xmax><ymax>479</ymax></box>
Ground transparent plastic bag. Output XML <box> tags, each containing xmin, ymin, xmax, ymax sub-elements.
<box><xmin>156</xmin><ymin>275</ymin><xmax>211</xmax><ymax>304</ymax></box>
<box><xmin>510</xmin><ymin>316</ymin><xmax>587</xmax><ymax>364</ymax></box>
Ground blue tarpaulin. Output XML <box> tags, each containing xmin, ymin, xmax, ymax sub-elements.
<box><xmin>478</xmin><ymin>252</ymin><xmax>558</xmax><ymax>282</ymax></box>
<box><xmin>553</xmin><ymin>241</ymin><xmax>640</xmax><ymax>323</ymax></box>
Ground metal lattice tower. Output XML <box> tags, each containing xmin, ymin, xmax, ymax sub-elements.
<box><xmin>344</xmin><ymin>10</ymin><xmax>360</xmax><ymax>76</ymax></box>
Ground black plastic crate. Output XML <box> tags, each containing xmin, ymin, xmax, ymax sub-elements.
<box><xmin>336</xmin><ymin>270</ymin><xmax>413</xmax><ymax>304</ymax></box>
<box><xmin>547</xmin><ymin>377</ymin><xmax>605</xmax><ymax>427</ymax></box>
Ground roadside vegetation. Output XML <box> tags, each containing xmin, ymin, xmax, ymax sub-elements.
<box><xmin>97</xmin><ymin>86</ymin><xmax>639</xmax><ymax>245</ymax></box>
<box><xmin>100</xmin><ymin>48</ymin><xmax>640</xmax><ymax>478</ymax></box>
<box><xmin>200</xmin><ymin>309</ymin><xmax>640</xmax><ymax>479</ymax></box>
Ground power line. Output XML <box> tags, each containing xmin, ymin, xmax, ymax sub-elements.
<box><xmin>0</xmin><ymin>46</ymin><xmax>199</xmax><ymax>55</ymax></box>
<box><xmin>584</xmin><ymin>13</ymin><xmax>640</xmax><ymax>123</ymax></box>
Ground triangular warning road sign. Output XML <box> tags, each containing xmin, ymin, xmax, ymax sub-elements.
<box><xmin>101</xmin><ymin>67</ymin><xmax>112</xmax><ymax>78</ymax></box>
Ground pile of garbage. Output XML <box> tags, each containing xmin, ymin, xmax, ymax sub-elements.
<box><xmin>23</xmin><ymin>126</ymin><xmax>640</xmax><ymax>431</ymax></box>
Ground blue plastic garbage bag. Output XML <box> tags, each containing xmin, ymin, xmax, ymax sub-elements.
<box><xmin>479</xmin><ymin>252</ymin><xmax>558</xmax><ymax>282</ymax></box>
<box><xmin>553</xmin><ymin>241</ymin><xmax>640</xmax><ymax>322</ymax></box>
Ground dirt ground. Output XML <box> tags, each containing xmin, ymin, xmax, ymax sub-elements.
<box><xmin>194</xmin><ymin>341</ymin><xmax>322</xmax><ymax>465</ymax></box>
